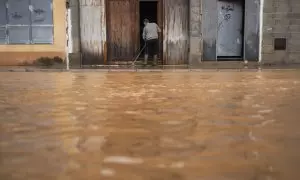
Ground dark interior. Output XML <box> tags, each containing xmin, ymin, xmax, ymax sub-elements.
<box><xmin>274</xmin><ymin>38</ymin><xmax>286</xmax><ymax>51</ymax></box>
<box><xmin>139</xmin><ymin>1</ymin><xmax>158</xmax><ymax>57</ymax></box>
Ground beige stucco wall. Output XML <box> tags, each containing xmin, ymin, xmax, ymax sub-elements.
<box><xmin>0</xmin><ymin>0</ymin><xmax>66</xmax><ymax>66</ymax></box>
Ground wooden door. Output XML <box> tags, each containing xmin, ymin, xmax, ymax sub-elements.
<box><xmin>80</xmin><ymin>0</ymin><xmax>106</xmax><ymax>65</ymax></box>
<box><xmin>106</xmin><ymin>0</ymin><xmax>138</xmax><ymax>63</ymax></box>
<box><xmin>163</xmin><ymin>0</ymin><xmax>189</xmax><ymax>65</ymax></box>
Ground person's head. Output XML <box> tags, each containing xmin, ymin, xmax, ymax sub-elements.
<box><xmin>143</xmin><ymin>19</ymin><xmax>149</xmax><ymax>26</ymax></box>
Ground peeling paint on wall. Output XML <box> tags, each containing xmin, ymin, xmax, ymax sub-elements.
<box><xmin>163</xmin><ymin>0</ymin><xmax>189</xmax><ymax>65</ymax></box>
<box><xmin>202</xmin><ymin>0</ymin><xmax>217</xmax><ymax>61</ymax></box>
<box><xmin>79</xmin><ymin>0</ymin><xmax>106</xmax><ymax>65</ymax></box>
<box><xmin>244</xmin><ymin>0</ymin><xmax>260</xmax><ymax>61</ymax></box>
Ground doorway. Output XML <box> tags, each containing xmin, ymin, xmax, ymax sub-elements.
<box><xmin>217</xmin><ymin>0</ymin><xmax>245</xmax><ymax>60</ymax></box>
<box><xmin>139</xmin><ymin>1</ymin><xmax>158</xmax><ymax>59</ymax></box>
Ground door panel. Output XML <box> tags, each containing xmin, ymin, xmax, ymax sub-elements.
<box><xmin>217</xmin><ymin>0</ymin><xmax>243</xmax><ymax>57</ymax></box>
<box><xmin>107</xmin><ymin>0</ymin><xmax>138</xmax><ymax>62</ymax></box>
<box><xmin>79</xmin><ymin>0</ymin><xmax>106</xmax><ymax>65</ymax></box>
<box><xmin>163</xmin><ymin>0</ymin><xmax>189</xmax><ymax>65</ymax></box>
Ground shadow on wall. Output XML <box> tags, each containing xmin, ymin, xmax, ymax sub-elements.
<box><xmin>245</xmin><ymin>33</ymin><xmax>259</xmax><ymax>61</ymax></box>
<box><xmin>203</xmin><ymin>40</ymin><xmax>216</xmax><ymax>61</ymax></box>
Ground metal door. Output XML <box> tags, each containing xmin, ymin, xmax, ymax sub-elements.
<box><xmin>217</xmin><ymin>0</ymin><xmax>244</xmax><ymax>57</ymax></box>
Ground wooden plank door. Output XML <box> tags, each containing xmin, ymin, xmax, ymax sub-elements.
<box><xmin>106</xmin><ymin>0</ymin><xmax>138</xmax><ymax>63</ymax></box>
<box><xmin>80</xmin><ymin>0</ymin><xmax>106</xmax><ymax>65</ymax></box>
<box><xmin>163</xmin><ymin>0</ymin><xmax>189</xmax><ymax>65</ymax></box>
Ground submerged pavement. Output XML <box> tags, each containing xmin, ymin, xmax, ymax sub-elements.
<box><xmin>1</xmin><ymin>71</ymin><xmax>300</xmax><ymax>180</ymax></box>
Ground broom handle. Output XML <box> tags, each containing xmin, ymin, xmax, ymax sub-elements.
<box><xmin>132</xmin><ymin>43</ymin><xmax>146</xmax><ymax>65</ymax></box>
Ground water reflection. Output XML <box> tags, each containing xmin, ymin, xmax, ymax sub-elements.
<box><xmin>0</xmin><ymin>71</ymin><xmax>300</xmax><ymax>179</ymax></box>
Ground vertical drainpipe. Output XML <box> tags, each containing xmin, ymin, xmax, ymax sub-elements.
<box><xmin>259</xmin><ymin>0</ymin><xmax>264</xmax><ymax>63</ymax></box>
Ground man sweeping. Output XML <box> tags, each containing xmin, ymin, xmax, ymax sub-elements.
<box><xmin>142</xmin><ymin>19</ymin><xmax>161</xmax><ymax>66</ymax></box>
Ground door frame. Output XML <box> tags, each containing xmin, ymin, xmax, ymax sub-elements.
<box><xmin>105</xmin><ymin>0</ymin><xmax>163</xmax><ymax>64</ymax></box>
<box><xmin>138</xmin><ymin>0</ymin><xmax>163</xmax><ymax>64</ymax></box>
<box><xmin>216</xmin><ymin>0</ymin><xmax>246</xmax><ymax>61</ymax></box>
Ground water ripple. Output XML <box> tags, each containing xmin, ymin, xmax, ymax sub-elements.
<box><xmin>0</xmin><ymin>71</ymin><xmax>300</xmax><ymax>179</ymax></box>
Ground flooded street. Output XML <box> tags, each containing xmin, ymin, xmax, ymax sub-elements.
<box><xmin>1</xmin><ymin>71</ymin><xmax>300</xmax><ymax>180</ymax></box>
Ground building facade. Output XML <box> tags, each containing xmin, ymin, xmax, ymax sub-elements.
<box><xmin>0</xmin><ymin>0</ymin><xmax>66</xmax><ymax>66</ymax></box>
<box><xmin>0</xmin><ymin>0</ymin><xmax>299</xmax><ymax>66</ymax></box>
<box><xmin>261</xmin><ymin>0</ymin><xmax>300</xmax><ymax>64</ymax></box>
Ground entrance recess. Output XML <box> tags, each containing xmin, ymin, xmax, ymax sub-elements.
<box><xmin>139</xmin><ymin>1</ymin><xmax>158</xmax><ymax>58</ymax></box>
<box><xmin>217</xmin><ymin>0</ymin><xmax>244</xmax><ymax>59</ymax></box>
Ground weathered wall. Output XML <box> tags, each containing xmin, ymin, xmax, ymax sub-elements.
<box><xmin>189</xmin><ymin>0</ymin><xmax>203</xmax><ymax>66</ymax></box>
<box><xmin>201</xmin><ymin>0</ymin><xmax>261</xmax><ymax>61</ymax></box>
<box><xmin>71</xmin><ymin>0</ymin><xmax>300</xmax><ymax>65</ymax></box>
<box><xmin>244</xmin><ymin>0</ymin><xmax>260</xmax><ymax>61</ymax></box>
<box><xmin>68</xmin><ymin>0</ymin><xmax>81</xmax><ymax>67</ymax></box>
<box><xmin>0</xmin><ymin>0</ymin><xmax>66</xmax><ymax>66</ymax></box>
<box><xmin>65</xmin><ymin>0</ymin><xmax>300</xmax><ymax>65</ymax></box>
<box><xmin>262</xmin><ymin>0</ymin><xmax>300</xmax><ymax>64</ymax></box>
<box><xmin>202</xmin><ymin>0</ymin><xmax>217</xmax><ymax>61</ymax></box>
<box><xmin>163</xmin><ymin>0</ymin><xmax>189</xmax><ymax>65</ymax></box>
<box><xmin>79</xmin><ymin>0</ymin><xmax>106</xmax><ymax>65</ymax></box>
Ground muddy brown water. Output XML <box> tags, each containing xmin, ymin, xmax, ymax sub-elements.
<box><xmin>1</xmin><ymin>71</ymin><xmax>300</xmax><ymax>180</ymax></box>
